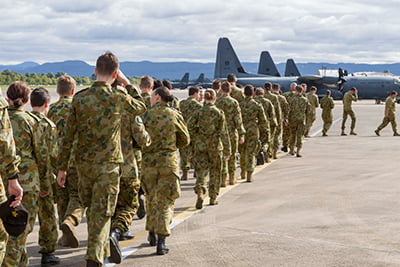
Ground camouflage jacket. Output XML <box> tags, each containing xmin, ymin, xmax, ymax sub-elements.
<box><xmin>343</xmin><ymin>92</ymin><xmax>358</xmax><ymax>111</ymax></box>
<box><xmin>142</xmin><ymin>101</ymin><xmax>190</xmax><ymax>168</ymax></box>
<box><xmin>0</xmin><ymin>97</ymin><xmax>20</xmax><ymax>182</ymax></box>
<box><xmin>274</xmin><ymin>93</ymin><xmax>289</xmax><ymax>121</ymax></box>
<box><xmin>320</xmin><ymin>96</ymin><xmax>335</xmax><ymax>111</ymax></box>
<box><xmin>8</xmin><ymin>106</ymin><xmax>41</xmax><ymax>192</ymax></box>
<box><xmin>230</xmin><ymin>85</ymin><xmax>244</xmax><ymax>103</ymax></box>
<box><xmin>188</xmin><ymin>102</ymin><xmax>231</xmax><ymax>155</ymax></box>
<box><xmin>140</xmin><ymin>92</ymin><xmax>151</xmax><ymax>108</ymax></box>
<box><xmin>288</xmin><ymin>94</ymin><xmax>309</xmax><ymax>123</ymax></box>
<box><xmin>265</xmin><ymin>91</ymin><xmax>282</xmax><ymax>123</ymax></box>
<box><xmin>306</xmin><ymin>92</ymin><xmax>319</xmax><ymax>116</ymax></box>
<box><xmin>240</xmin><ymin>97</ymin><xmax>270</xmax><ymax>144</ymax></box>
<box><xmin>283</xmin><ymin>91</ymin><xmax>296</xmax><ymax>103</ymax></box>
<box><xmin>385</xmin><ymin>96</ymin><xmax>396</xmax><ymax>117</ymax></box>
<box><xmin>58</xmin><ymin>81</ymin><xmax>146</xmax><ymax>170</ymax></box>
<box><xmin>31</xmin><ymin>111</ymin><xmax>58</xmax><ymax>194</ymax></box>
<box><xmin>254</xmin><ymin>96</ymin><xmax>277</xmax><ymax>128</ymax></box>
<box><xmin>215</xmin><ymin>94</ymin><xmax>246</xmax><ymax>137</ymax></box>
<box><xmin>179</xmin><ymin>97</ymin><xmax>202</xmax><ymax>140</ymax></box>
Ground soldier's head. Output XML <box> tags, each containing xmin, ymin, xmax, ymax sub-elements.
<box><xmin>162</xmin><ymin>80</ymin><xmax>173</xmax><ymax>90</ymax></box>
<box><xmin>57</xmin><ymin>74</ymin><xmax>76</xmax><ymax>97</ymax></box>
<box><xmin>255</xmin><ymin>88</ymin><xmax>265</xmax><ymax>97</ymax></box>
<box><xmin>290</xmin><ymin>82</ymin><xmax>297</xmax><ymax>91</ymax></box>
<box><xmin>139</xmin><ymin>75</ymin><xmax>154</xmax><ymax>92</ymax></box>
<box><xmin>30</xmin><ymin>87</ymin><xmax>51</xmax><ymax>113</ymax></box>
<box><xmin>272</xmin><ymin>83</ymin><xmax>280</xmax><ymax>92</ymax></box>
<box><xmin>310</xmin><ymin>86</ymin><xmax>317</xmax><ymax>93</ymax></box>
<box><xmin>95</xmin><ymin>51</ymin><xmax>119</xmax><ymax>80</ymax></box>
<box><xmin>151</xmin><ymin>86</ymin><xmax>174</xmax><ymax>107</ymax></box>
<box><xmin>7</xmin><ymin>81</ymin><xmax>30</xmax><ymax>108</ymax></box>
<box><xmin>326</xmin><ymin>90</ymin><xmax>331</xmax><ymax>96</ymax></box>
<box><xmin>390</xmin><ymin>91</ymin><xmax>398</xmax><ymax>99</ymax></box>
<box><xmin>188</xmin><ymin>86</ymin><xmax>200</xmax><ymax>101</ymax></box>
<box><xmin>264</xmin><ymin>82</ymin><xmax>272</xmax><ymax>92</ymax></box>
<box><xmin>204</xmin><ymin>89</ymin><xmax>216</xmax><ymax>103</ymax></box>
<box><xmin>244</xmin><ymin>85</ymin><xmax>255</xmax><ymax>97</ymax></box>
<box><xmin>349</xmin><ymin>87</ymin><xmax>357</xmax><ymax>94</ymax></box>
<box><xmin>301</xmin><ymin>83</ymin><xmax>307</xmax><ymax>92</ymax></box>
<box><xmin>221</xmin><ymin>81</ymin><xmax>231</xmax><ymax>94</ymax></box>
<box><xmin>212</xmin><ymin>80</ymin><xmax>221</xmax><ymax>90</ymax></box>
<box><xmin>227</xmin><ymin>74</ymin><xmax>237</xmax><ymax>84</ymax></box>
<box><xmin>295</xmin><ymin>85</ymin><xmax>303</xmax><ymax>94</ymax></box>
<box><xmin>153</xmin><ymin>79</ymin><xmax>163</xmax><ymax>89</ymax></box>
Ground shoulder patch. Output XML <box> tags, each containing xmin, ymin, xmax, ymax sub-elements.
<box><xmin>136</xmin><ymin>116</ymin><xmax>143</xmax><ymax>124</ymax></box>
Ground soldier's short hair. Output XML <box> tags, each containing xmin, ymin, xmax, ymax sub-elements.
<box><xmin>212</xmin><ymin>80</ymin><xmax>221</xmax><ymax>90</ymax></box>
<box><xmin>301</xmin><ymin>83</ymin><xmax>307</xmax><ymax>89</ymax></box>
<box><xmin>244</xmin><ymin>85</ymin><xmax>254</xmax><ymax>97</ymax></box>
<box><xmin>140</xmin><ymin>75</ymin><xmax>154</xmax><ymax>89</ymax></box>
<box><xmin>31</xmin><ymin>87</ymin><xmax>50</xmax><ymax>107</ymax></box>
<box><xmin>295</xmin><ymin>85</ymin><xmax>303</xmax><ymax>93</ymax></box>
<box><xmin>272</xmin><ymin>83</ymin><xmax>280</xmax><ymax>91</ymax></box>
<box><xmin>188</xmin><ymin>86</ymin><xmax>200</xmax><ymax>96</ymax></box>
<box><xmin>391</xmin><ymin>91</ymin><xmax>398</xmax><ymax>96</ymax></box>
<box><xmin>154</xmin><ymin>79</ymin><xmax>163</xmax><ymax>88</ymax></box>
<box><xmin>7</xmin><ymin>81</ymin><xmax>30</xmax><ymax>108</ymax></box>
<box><xmin>57</xmin><ymin>74</ymin><xmax>76</xmax><ymax>96</ymax></box>
<box><xmin>162</xmin><ymin>80</ymin><xmax>172</xmax><ymax>89</ymax></box>
<box><xmin>264</xmin><ymin>82</ymin><xmax>272</xmax><ymax>91</ymax></box>
<box><xmin>96</xmin><ymin>51</ymin><xmax>119</xmax><ymax>76</ymax></box>
<box><xmin>255</xmin><ymin>88</ymin><xmax>264</xmax><ymax>96</ymax></box>
<box><xmin>350</xmin><ymin>87</ymin><xmax>357</xmax><ymax>92</ymax></box>
<box><xmin>204</xmin><ymin>89</ymin><xmax>216</xmax><ymax>101</ymax></box>
<box><xmin>310</xmin><ymin>86</ymin><xmax>317</xmax><ymax>92</ymax></box>
<box><xmin>221</xmin><ymin>81</ymin><xmax>231</xmax><ymax>93</ymax></box>
<box><xmin>326</xmin><ymin>90</ymin><xmax>331</xmax><ymax>96</ymax></box>
<box><xmin>227</xmin><ymin>74</ymin><xmax>237</xmax><ymax>83</ymax></box>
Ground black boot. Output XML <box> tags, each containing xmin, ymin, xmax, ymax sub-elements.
<box><xmin>119</xmin><ymin>230</ymin><xmax>135</xmax><ymax>241</ymax></box>
<box><xmin>41</xmin><ymin>252</ymin><xmax>60</xmax><ymax>266</ymax></box>
<box><xmin>156</xmin><ymin>235</ymin><xmax>169</xmax><ymax>255</ymax></box>
<box><xmin>148</xmin><ymin>231</ymin><xmax>157</xmax><ymax>246</ymax></box>
<box><xmin>109</xmin><ymin>228</ymin><xmax>122</xmax><ymax>264</ymax></box>
<box><xmin>137</xmin><ymin>194</ymin><xmax>146</xmax><ymax>219</ymax></box>
<box><xmin>86</xmin><ymin>260</ymin><xmax>101</xmax><ymax>267</ymax></box>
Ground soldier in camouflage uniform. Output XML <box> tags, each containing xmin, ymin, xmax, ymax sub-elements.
<box><xmin>162</xmin><ymin>80</ymin><xmax>180</xmax><ymax>110</ymax></box>
<box><xmin>178</xmin><ymin>87</ymin><xmax>203</xmax><ymax>181</ymax></box>
<box><xmin>141</xmin><ymin>87</ymin><xmax>190</xmax><ymax>255</ymax></box>
<box><xmin>375</xmin><ymin>91</ymin><xmax>400</xmax><ymax>136</ymax></box>
<box><xmin>227</xmin><ymin>74</ymin><xmax>244</xmax><ymax>103</ymax></box>
<box><xmin>288</xmin><ymin>85</ymin><xmax>310</xmax><ymax>157</ymax></box>
<box><xmin>341</xmin><ymin>87</ymin><xmax>358</xmax><ymax>136</ymax></box>
<box><xmin>30</xmin><ymin>88</ymin><xmax>61</xmax><ymax>266</ymax></box>
<box><xmin>304</xmin><ymin>86</ymin><xmax>319</xmax><ymax>137</ymax></box>
<box><xmin>190</xmin><ymin>89</ymin><xmax>231</xmax><ymax>208</ymax></box>
<box><xmin>264</xmin><ymin>82</ymin><xmax>282</xmax><ymax>159</ymax></box>
<box><xmin>3</xmin><ymin>82</ymin><xmax>42</xmax><ymax>267</ymax></box>
<box><xmin>320</xmin><ymin>90</ymin><xmax>335</xmax><ymax>136</ymax></box>
<box><xmin>47</xmin><ymin>75</ymin><xmax>83</xmax><ymax>249</ymax></box>
<box><xmin>215</xmin><ymin>82</ymin><xmax>245</xmax><ymax>185</ymax></box>
<box><xmin>56</xmin><ymin>52</ymin><xmax>146</xmax><ymax>267</ymax></box>
<box><xmin>282</xmin><ymin>83</ymin><xmax>297</xmax><ymax>151</ymax></box>
<box><xmin>0</xmin><ymin>95</ymin><xmax>23</xmax><ymax>265</ymax></box>
<box><xmin>139</xmin><ymin>75</ymin><xmax>153</xmax><ymax>108</ymax></box>
<box><xmin>272</xmin><ymin>83</ymin><xmax>289</xmax><ymax>152</ymax></box>
<box><xmin>239</xmin><ymin>85</ymin><xmax>269</xmax><ymax>182</ymax></box>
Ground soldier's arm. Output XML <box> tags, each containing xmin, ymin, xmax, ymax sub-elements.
<box><xmin>175</xmin><ymin>112</ymin><xmax>190</xmax><ymax>149</ymax></box>
<box><xmin>130</xmin><ymin>116</ymin><xmax>151</xmax><ymax>148</ymax></box>
<box><xmin>57</xmin><ymin>102</ymin><xmax>78</xmax><ymax>171</ymax></box>
<box><xmin>220</xmin><ymin>113</ymin><xmax>231</xmax><ymax>157</ymax></box>
<box><xmin>124</xmin><ymin>93</ymin><xmax>147</xmax><ymax>117</ymax></box>
<box><xmin>234</xmin><ymin>102</ymin><xmax>246</xmax><ymax>137</ymax></box>
<box><xmin>258</xmin><ymin>106</ymin><xmax>270</xmax><ymax>144</ymax></box>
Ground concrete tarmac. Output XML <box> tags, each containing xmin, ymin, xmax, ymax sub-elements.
<box><xmin>23</xmin><ymin>96</ymin><xmax>400</xmax><ymax>266</ymax></box>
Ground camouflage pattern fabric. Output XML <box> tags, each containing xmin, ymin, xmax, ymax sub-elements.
<box><xmin>254</xmin><ymin>96</ymin><xmax>272</xmax><ymax>151</ymax></box>
<box><xmin>264</xmin><ymin>91</ymin><xmax>282</xmax><ymax>152</ymax></box>
<box><xmin>320</xmin><ymin>95</ymin><xmax>335</xmax><ymax>134</ymax></box>
<box><xmin>376</xmin><ymin>96</ymin><xmax>397</xmax><ymax>133</ymax></box>
<box><xmin>275</xmin><ymin>93</ymin><xmax>289</xmax><ymax>148</ymax></box>
<box><xmin>38</xmin><ymin>195</ymin><xmax>58</xmax><ymax>253</ymax></box>
<box><xmin>140</xmin><ymin>92</ymin><xmax>151</xmax><ymax>108</ymax></box>
<box><xmin>141</xmin><ymin>101</ymin><xmax>190</xmax><ymax>236</ymax></box>
<box><xmin>288</xmin><ymin>94</ymin><xmax>309</xmax><ymax>149</ymax></box>
<box><xmin>305</xmin><ymin>92</ymin><xmax>319</xmax><ymax>135</ymax></box>
<box><xmin>341</xmin><ymin>92</ymin><xmax>358</xmax><ymax>131</ymax></box>
<box><xmin>230</xmin><ymin>85</ymin><xmax>244</xmax><ymax>103</ymax></box>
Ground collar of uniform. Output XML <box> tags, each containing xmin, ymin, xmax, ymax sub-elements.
<box><xmin>154</xmin><ymin>101</ymin><xmax>169</xmax><ymax>108</ymax></box>
<box><xmin>7</xmin><ymin>105</ymin><xmax>24</xmax><ymax>111</ymax></box>
<box><xmin>30</xmin><ymin>111</ymin><xmax>45</xmax><ymax>119</ymax></box>
<box><xmin>61</xmin><ymin>95</ymin><xmax>73</xmax><ymax>100</ymax></box>
<box><xmin>92</xmin><ymin>81</ymin><xmax>111</xmax><ymax>89</ymax></box>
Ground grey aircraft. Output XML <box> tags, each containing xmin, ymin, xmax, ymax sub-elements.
<box><xmin>171</xmin><ymin>72</ymin><xmax>190</xmax><ymax>89</ymax></box>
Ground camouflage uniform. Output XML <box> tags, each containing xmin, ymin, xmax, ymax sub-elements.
<box><xmin>141</xmin><ymin>102</ymin><xmax>189</xmax><ymax>236</ymax></box>
<box><xmin>58</xmin><ymin>81</ymin><xmax>146</xmax><ymax>265</ymax></box>
<box><xmin>275</xmin><ymin>93</ymin><xmax>289</xmax><ymax>148</ymax></box>
<box><xmin>140</xmin><ymin>92</ymin><xmax>151</xmax><ymax>108</ymax></box>
<box><xmin>282</xmin><ymin>91</ymin><xmax>295</xmax><ymax>148</ymax></box>
<box><xmin>253</xmin><ymin>96</ymin><xmax>273</xmax><ymax>154</ymax></box>
<box><xmin>288</xmin><ymin>94</ymin><xmax>309</xmax><ymax>151</ymax></box>
<box><xmin>189</xmin><ymin>103</ymin><xmax>230</xmax><ymax>200</ymax></box>
<box><xmin>0</xmin><ymin>97</ymin><xmax>20</xmax><ymax>265</ymax></box>
<box><xmin>31</xmin><ymin>111</ymin><xmax>59</xmax><ymax>255</ymax></box>
<box><xmin>48</xmin><ymin>96</ymin><xmax>84</xmax><ymax>228</ymax></box>
<box><xmin>3</xmin><ymin>106</ymin><xmax>41</xmax><ymax>267</ymax></box>
<box><xmin>305</xmin><ymin>92</ymin><xmax>319</xmax><ymax>136</ymax></box>
<box><xmin>178</xmin><ymin>97</ymin><xmax>202</xmax><ymax>174</ymax></box>
<box><xmin>230</xmin><ymin>85</ymin><xmax>244</xmax><ymax>103</ymax></box>
<box><xmin>341</xmin><ymin>92</ymin><xmax>358</xmax><ymax>132</ymax></box>
<box><xmin>320</xmin><ymin>95</ymin><xmax>335</xmax><ymax>135</ymax></box>
<box><xmin>264</xmin><ymin>91</ymin><xmax>281</xmax><ymax>157</ymax></box>
<box><xmin>376</xmin><ymin>96</ymin><xmax>398</xmax><ymax>134</ymax></box>
<box><xmin>215</xmin><ymin>94</ymin><xmax>245</xmax><ymax>179</ymax></box>
<box><xmin>239</xmin><ymin>97</ymin><xmax>269</xmax><ymax>174</ymax></box>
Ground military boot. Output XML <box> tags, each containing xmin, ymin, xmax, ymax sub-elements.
<box><xmin>341</xmin><ymin>130</ymin><xmax>347</xmax><ymax>136</ymax></box>
<box><xmin>322</xmin><ymin>131</ymin><xmax>327</xmax><ymax>137</ymax></box>
<box><xmin>264</xmin><ymin>153</ymin><xmax>271</xmax><ymax>163</ymax></box>
<box><xmin>229</xmin><ymin>173</ymin><xmax>236</xmax><ymax>185</ymax></box>
<box><xmin>195</xmin><ymin>192</ymin><xmax>204</xmax><ymax>209</ymax></box>
<box><xmin>137</xmin><ymin>194</ymin><xmax>146</xmax><ymax>219</ymax></box>
<box><xmin>240</xmin><ymin>170</ymin><xmax>246</xmax><ymax>180</ymax></box>
<box><xmin>86</xmin><ymin>260</ymin><xmax>101</xmax><ymax>267</ymax></box>
<box><xmin>394</xmin><ymin>132</ymin><xmax>400</xmax><ymax>136</ymax></box>
<box><xmin>148</xmin><ymin>231</ymin><xmax>157</xmax><ymax>246</ymax></box>
<box><xmin>272</xmin><ymin>149</ymin><xmax>278</xmax><ymax>159</ymax></box>
<box><xmin>57</xmin><ymin>234</ymin><xmax>68</xmax><ymax>247</ymax></box>
<box><xmin>119</xmin><ymin>230</ymin><xmax>135</xmax><ymax>241</ymax></box>
<box><xmin>350</xmin><ymin>130</ymin><xmax>357</xmax><ymax>135</ymax></box>
<box><xmin>109</xmin><ymin>228</ymin><xmax>122</xmax><ymax>264</ymax></box>
<box><xmin>41</xmin><ymin>252</ymin><xmax>60</xmax><ymax>266</ymax></box>
<box><xmin>221</xmin><ymin>175</ymin><xmax>227</xmax><ymax>187</ymax></box>
<box><xmin>181</xmin><ymin>170</ymin><xmax>188</xmax><ymax>181</ymax></box>
<box><xmin>60</xmin><ymin>219</ymin><xmax>79</xmax><ymax>248</ymax></box>
<box><xmin>296</xmin><ymin>148</ymin><xmax>302</xmax><ymax>158</ymax></box>
<box><xmin>156</xmin><ymin>235</ymin><xmax>169</xmax><ymax>255</ymax></box>
<box><xmin>289</xmin><ymin>147</ymin><xmax>295</xmax><ymax>155</ymax></box>
<box><xmin>246</xmin><ymin>171</ymin><xmax>253</xmax><ymax>182</ymax></box>
<box><xmin>209</xmin><ymin>198</ymin><xmax>219</xmax><ymax>205</ymax></box>
<box><xmin>375</xmin><ymin>129</ymin><xmax>380</xmax><ymax>136</ymax></box>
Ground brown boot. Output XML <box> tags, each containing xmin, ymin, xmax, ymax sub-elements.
<box><xmin>289</xmin><ymin>147</ymin><xmax>295</xmax><ymax>155</ymax></box>
<box><xmin>394</xmin><ymin>132</ymin><xmax>400</xmax><ymax>136</ymax></box>
<box><xmin>209</xmin><ymin>198</ymin><xmax>219</xmax><ymax>205</ymax></box>
<box><xmin>296</xmin><ymin>148</ymin><xmax>302</xmax><ymax>158</ymax></box>
<box><xmin>229</xmin><ymin>173</ymin><xmax>236</xmax><ymax>185</ymax></box>
<box><xmin>181</xmin><ymin>170</ymin><xmax>188</xmax><ymax>181</ymax></box>
<box><xmin>264</xmin><ymin>154</ymin><xmax>271</xmax><ymax>163</ymax></box>
<box><xmin>272</xmin><ymin>149</ymin><xmax>278</xmax><ymax>159</ymax></box>
<box><xmin>246</xmin><ymin>171</ymin><xmax>253</xmax><ymax>182</ymax></box>
<box><xmin>241</xmin><ymin>170</ymin><xmax>246</xmax><ymax>180</ymax></box>
<box><xmin>60</xmin><ymin>219</ymin><xmax>79</xmax><ymax>248</ymax></box>
<box><xmin>350</xmin><ymin>131</ymin><xmax>357</xmax><ymax>135</ymax></box>
<box><xmin>221</xmin><ymin>175</ymin><xmax>227</xmax><ymax>187</ymax></box>
<box><xmin>341</xmin><ymin>130</ymin><xmax>347</xmax><ymax>136</ymax></box>
<box><xmin>195</xmin><ymin>192</ymin><xmax>204</xmax><ymax>209</ymax></box>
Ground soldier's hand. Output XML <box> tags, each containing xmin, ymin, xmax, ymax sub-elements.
<box><xmin>117</xmin><ymin>70</ymin><xmax>130</xmax><ymax>87</ymax></box>
<box><xmin>239</xmin><ymin>136</ymin><xmax>245</xmax><ymax>144</ymax></box>
<box><xmin>7</xmin><ymin>179</ymin><xmax>23</xmax><ymax>208</ymax></box>
<box><xmin>57</xmin><ymin>170</ymin><xmax>67</xmax><ymax>188</ymax></box>
<box><xmin>225</xmin><ymin>155</ymin><xmax>231</xmax><ymax>161</ymax></box>
<box><xmin>39</xmin><ymin>191</ymin><xmax>49</xmax><ymax>198</ymax></box>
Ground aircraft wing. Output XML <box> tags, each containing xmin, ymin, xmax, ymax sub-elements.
<box><xmin>298</xmin><ymin>75</ymin><xmax>340</xmax><ymax>86</ymax></box>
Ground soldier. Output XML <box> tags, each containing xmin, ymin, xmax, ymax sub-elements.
<box><xmin>227</xmin><ymin>73</ymin><xmax>244</xmax><ymax>103</ymax></box>
<box><xmin>30</xmin><ymin>88</ymin><xmax>60</xmax><ymax>266</ymax></box>
<box><xmin>0</xmin><ymin>95</ymin><xmax>23</xmax><ymax>265</ymax></box>
<box><xmin>56</xmin><ymin>52</ymin><xmax>146</xmax><ymax>266</ymax></box>
<box><xmin>212</xmin><ymin>79</ymin><xmax>222</xmax><ymax>97</ymax></box>
<box><xmin>215</xmin><ymin>82</ymin><xmax>245</xmax><ymax>185</ymax></box>
<box><xmin>3</xmin><ymin>82</ymin><xmax>41</xmax><ymax>267</ymax></box>
<box><xmin>254</xmin><ymin>88</ymin><xmax>274</xmax><ymax>163</ymax></box>
<box><xmin>375</xmin><ymin>91</ymin><xmax>400</xmax><ymax>136</ymax></box>
<box><xmin>264</xmin><ymin>82</ymin><xmax>282</xmax><ymax>159</ymax></box>
<box><xmin>304</xmin><ymin>86</ymin><xmax>319</xmax><ymax>137</ymax></box>
<box><xmin>47</xmin><ymin>75</ymin><xmax>83</xmax><ymax>249</ymax></box>
<box><xmin>320</xmin><ymin>90</ymin><xmax>335</xmax><ymax>136</ymax></box>
<box><xmin>341</xmin><ymin>87</ymin><xmax>358</xmax><ymax>136</ymax></box>
<box><xmin>190</xmin><ymin>89</ymin><xmax>231</xmax><ymax>208</ymax></box>
<box><xmin>288</xmin><ymin>85</ymin><xmax>310</xmax><ymax>157</ymax></box>
<box><xmin>162</xmin><ymin>80</ymin><xmax>180</xmax><ymax>110</ymax></box>
<box><xmin>178</xmin><ymin>87</ymin><xmax>203</xmax><ymax>181</ymax></box>
<box><xmin>282</xmin><ymin>83</ymin><xmax>297</xmax><ymax>152</ymax></box>
<box><xmin>239</xmin><ymin>85</ymin><xmax>269</xmax><ymax>182</ymax></box>
<box><xmin>139</xmin><ymin>75</ymin><xmax>154</xmax><ymax>108</ymax></box>
<box><xmin>141</xmin><ymin>87</ymin><xmax>190</xmax><ymax>255</ymax></box>
<box><xmin>272</xmin><ymin>83</ymin><xmax>289</xmax><ymax>152</ymax></box>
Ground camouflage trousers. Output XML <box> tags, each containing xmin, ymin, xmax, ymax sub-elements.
<box><xmin>222</xmin><ymin>131</ymin><xmax>239</xmax><ymax>177</ymax></box>
<box><xmin>193</xmin><ymin>149</ymin><xmax>223</xmax><ymax>199</ymax></box>
<box><xmin>282</xmin><ymin>123</ymin><xmax>290</xmax><ymax>147</ymax></box>
<box><xmin>239</xmin><ymin>129</ymin><xmax>259</xmax><ymax>172</ymax></box>
<box><xmin>141</xmin><ymin>167</ymin><xmax>180</xmax><ymax>237</ymax></box>
<box><xmin>271</xmin><ymin>123</ymin><xmax>282</xmax><ymax>151</ymax></box>
<box><xmin>322</xmin><ymin>112</ymin><xmax>333</xmax><ymax>134</ymax></box>
<box><xmin>376</xmin><ymin>115</ymin><xmax>397</xmax><ymax>133</ymax></box>
<box><xmin>0</xmin><ymin>223</ymin><xmax>6</xmax><ymax>266</ymax></box>
<box><xmin>55</xmin><ymin>165</ymin><xmax>84</xmax><ymax>227</ymax></box>
<box><xmin>111</xmin><ymin>175</ymin><xmax>140</xmax><ymax>232</ymax></box>
<box><xmin>77</xmin><ymin>162</ymin><xmax>120</xmax><ymax>265</ymax></box>
<box><xmin>341</xmin><ymin>109</ymin><xmax>356</xmax><ymax>131</ymax></box>
<box><xmin>2</xmin><ymin>191</ymin><xmax>39</xmax><ymax>267</ymax></box>
<box><xmin>267</xmin><ymin>125</ymin><xmax>276</xmax><ymax>156</ymax></box>
<box><xmin>289</xmin><ymin>120</ymin><xmax>305</xmax><ymax>149</ymax></box>
<box><xmin>179</xmin><ymin>143</ymin><xmax>193</xmax><ymax>172</ymax></box>
<box><xmin>305</xmin><ymin>112</ymin><xmax>316</xmax><ymax>135</ymax></box>
<box><xmin>38</xmin><ymin>194</ymin><xmax>58</xmax><ymax>253</ymax></box>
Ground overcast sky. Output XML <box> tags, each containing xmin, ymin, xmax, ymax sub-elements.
<box><xmin>1</xmin><ymin>0</ymin><xmax>400</xmax><ymax>65</ymax></box>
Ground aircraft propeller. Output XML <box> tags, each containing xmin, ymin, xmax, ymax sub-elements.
<box><xmin>337</xmin><ymin>68</ymin><xmax>348</xmax><ymax>92</ymax></box>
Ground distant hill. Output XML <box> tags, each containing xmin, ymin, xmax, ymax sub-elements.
<box><xmin>1</xmin><ymin>60</ymin><xmax>400</xmax><ymax>81</ymax></box>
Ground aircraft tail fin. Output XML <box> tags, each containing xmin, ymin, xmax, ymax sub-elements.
<box><xmin>181</xmin><ymin>72</ymin><xmax>189</xmax><ymax>84</ymax></box>
<box><xmin>258</xmin><ymin>51</ymin><xmax>280</xmax><ymax>77</ymax></box>
<box><xmin>195</xmin><ymin>73</ymin><xmax>204</xmax><ymax>83</ymax></box>
<box><xmin>214</xmin><ymin>37</ymin><xmax>248</xmax><ymax>78</ymax></box>
<box><xmin>285</xmin><ymin>59</ymin><xmax>301</xmax><ymax>77</ymax></box>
